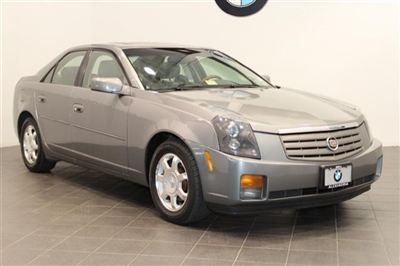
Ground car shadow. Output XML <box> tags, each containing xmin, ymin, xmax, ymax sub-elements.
<box><xmin>46</xmin><ymin>162</ymin><xmax>349</xmax><ymax>241</ymax></box>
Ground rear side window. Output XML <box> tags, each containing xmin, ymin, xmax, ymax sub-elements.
<box><xmin>52</xmin><ymin>51</ymin><xmax>86</xmax><ymax>86</ymax></box>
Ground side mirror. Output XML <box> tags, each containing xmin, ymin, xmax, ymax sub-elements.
<box><xmin>90</xmin><ymin>77</ymin><xmax>129</xmax><ymax>95</ymax></box>
<box><xmin>262</xmin><ymin>75</ymin><xmax>271</xmax><ymax>83</ymax></box>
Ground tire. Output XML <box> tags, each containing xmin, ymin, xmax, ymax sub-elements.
<box><xmin>149</xmin><ymin>138</ymin><xmax>209</xmax><ymax>224</ymax></box>
<box><xmin>19</xmin><ymin>117</ymin><xmax>56</xmax><ymax>173</ymax></box>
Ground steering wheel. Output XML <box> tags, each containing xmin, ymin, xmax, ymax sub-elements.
<box><xmin>202</xmin><ymin>75</ymin><xmax>223</xmax><ymax>84</ymax></box>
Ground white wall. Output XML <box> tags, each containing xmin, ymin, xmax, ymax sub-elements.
<box><xmin>2</xmin><ymin>0</ymin><xmax>399</xmax><ymax>147</ymax></box>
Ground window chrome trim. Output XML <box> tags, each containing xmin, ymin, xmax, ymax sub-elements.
<box><xmin>40</xmin><ymin>49</ymin><xmax>89</xmax><ymax>84</ymax></box>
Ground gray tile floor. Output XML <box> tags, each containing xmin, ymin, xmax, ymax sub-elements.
<box><xmin>1</xmin><ymin>146</ymin><xmax>398</xmax><ymax>266</ymax></box>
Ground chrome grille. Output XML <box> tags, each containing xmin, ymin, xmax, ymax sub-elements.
<box><xmin>281</xmin><ymin>126</ymin><xmax>363</xmax><ymax>161</ymax></box>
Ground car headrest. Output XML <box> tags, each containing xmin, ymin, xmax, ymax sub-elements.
<box><xmin>168</xmin><ymin>65</ymin><xmax>180</xmax><ymax>78</ymax></box>
<box><xmin>59</xmin><ymin>66</ymin><xmax>79</xmax><ymax>85</ymax></box>
<box><xmin>157</xmin><ymin>57</ymin><xmax>182</xmax><ymax>79</ymax></box>
<box><xmin>98</xmin><ymin>60</ymin><xmax>123</xmax><ymax>81</ymax></box>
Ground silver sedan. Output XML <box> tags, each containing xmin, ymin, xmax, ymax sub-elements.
<box><xmin>14</xmin><ymin>43</ymin><xmax>383</xmax><ymax>224</ymax></box>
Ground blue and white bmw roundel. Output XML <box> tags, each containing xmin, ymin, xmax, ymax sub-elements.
<box><xmin>215</xmin><ymin>0</ymin><xmax>268</xmax><ymax>16</ymax></box>
<box><xmin>227</xmin><ymin>0</ymin><xmax>256</xmax><ymax>7</ymax></box>
<box><xmin>334</xmin><ymin>169</ymin><xmax>343</xmax><ymax>182</ymax></box>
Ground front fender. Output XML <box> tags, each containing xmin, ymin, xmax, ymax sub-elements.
<box><xmin>127</xmin><ymin>95</ymin><xmax>218</xmax><ymax>177</ymax></box>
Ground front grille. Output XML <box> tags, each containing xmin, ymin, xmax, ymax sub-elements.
<box><xmin>268</xmin><ymin>175</ymin><xmax>374</xmax><ymax>200</ymax></box>
<box><xmin>280</xmin><ymin>126</ymin><xmax>364</xmax><ymax>161</ymax></box>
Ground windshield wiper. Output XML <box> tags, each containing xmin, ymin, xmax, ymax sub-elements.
<box><xmin>159</xmin><ymin>84</ymin><xmax>224</xmax><ymax>91</ymax></box>
<box><xmin>154</xmin><ymin>84</ymin><xmax>267</xmax><ymax>92</ymax></box>
<box><xmin>226</xmin><ymin>84</ymin><xmax>263</xmax><ymax>88</ymax></box>
<box><xmin>173</xmin><ymin>84</ymin><xmax>265</xmax><ymax>90</ymax></box>
<box><xmin>174</xmin><ymin>84</ymin><xmax>210</xmax><ymax>91</ymax></box>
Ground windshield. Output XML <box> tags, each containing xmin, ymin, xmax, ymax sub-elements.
<box><xmin>123</xmin><ymin>48</ymin><xmax>271</xmax><ymax>91</ymax></box>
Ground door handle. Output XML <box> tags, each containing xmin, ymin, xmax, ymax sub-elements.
<box><xmin>73</xmin><ymin>104</ymin><xmax>84</xmax><ymax>113</ymax></box>
<box><xmin>38</xmin><ymin>96</ymin><xmax>46</xmax><ymax>103</ymax></box>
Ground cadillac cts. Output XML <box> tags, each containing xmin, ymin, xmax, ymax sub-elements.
<box><xmin>14</xmin><ymin>43</ymin><xmax>383</xmax><ymax>224</ymax></box>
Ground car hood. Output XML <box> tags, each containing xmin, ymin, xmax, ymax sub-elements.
<box><xmin>163</xmin><ymin>87</ymin><xmax>364</xmax><ymax>134</ymax></box>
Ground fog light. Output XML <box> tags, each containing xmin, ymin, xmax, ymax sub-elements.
<box><xmin>204</xmin><ymin>150</ymin><xmax>214</xmax><ymax>172</ymax></box>
<box><xmin>376</xmin><ymin>156</ymin><xmax>383</xmax><ymax>177</ymax></box>
<box><xmin>240</xmin><ymin>175</ymin><xmax>265</xmax><ymax>200</ymax></box>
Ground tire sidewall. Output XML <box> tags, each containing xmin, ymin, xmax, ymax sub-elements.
<box><xmin>19</xmin><ymin>118</ymin><xmax>42</xmax><ymax>169</ymax></box>
<box><xmin>149</xmin><ymin>141</ymin><xmax>198</xmax><ymax>221</ymax></box>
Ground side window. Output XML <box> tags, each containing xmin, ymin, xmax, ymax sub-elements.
<box><xmin>52</xmin><ymin>51</ymin><xmax>86</xmax><ymax>86</ymax></box>
<box><xmin>42</xmin><ymin>67</ymin><xmax>55</xmax><ymax>83</ymax></box>
<box><xmin>83</xmin><ymin>51</ymin><xmax>126</xmax><ymax>88</ymax></box>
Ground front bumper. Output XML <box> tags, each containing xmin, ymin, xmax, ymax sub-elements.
<box><xmin>189</xmin><ymin>137</ymin><xmax>383</xmax><ymax>215</ymax></box>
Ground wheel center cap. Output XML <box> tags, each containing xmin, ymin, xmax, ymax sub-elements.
<box><xmin>25</xmin><ymin>138</ymin><xmax>32</xmax><ymax>150</ymax></box>
<box><xmin>165</xmin><ymin>174</ymin><xmax>178</xmax><ymax>194</ymax></box>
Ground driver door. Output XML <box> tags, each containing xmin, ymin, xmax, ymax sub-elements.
<box><xmin>69</xmin><ymin>50</ymin><xmax>132</xmax><ymax>174</ymax></box>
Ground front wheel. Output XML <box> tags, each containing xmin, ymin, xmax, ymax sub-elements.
<box><xmin>19</xmin><ymin>117</ymin><xmax>56</xmax><ymax>173</ymax></box>
<box><xmin>149</xmin><ymin>138</ymin><xmax>209</xmax><ymax>224</ymax></box>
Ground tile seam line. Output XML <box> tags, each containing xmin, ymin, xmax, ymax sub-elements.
<box><xmin>334</xmin><ymin>205</ymin><xmax>339</xmax><ymax>266</ymax></box>
<box><xmin>284</xmin><ymin>211</ymin><xmax>298</xmax><ymax>266</ymax></box>
<box><xmin>7</xmin><ymin>165</ymin><xmax>87</xmax><ymax>210</ymax></box>
<box><xmin>370</xmin><ymin>200</ymin><xmax>394</xmax><ymax>266</ymax></box>
<box><xmin>2</xmin><ymin>171</ymin><xmax>93</xmax><ymax>251</ymax></box>
<box><xmin>0</xmin><ymin>0</ymin><xmax>2</xmax><ymax>258</ymax></box>
<box><xmin>24</xmin><ymin>183</ymin><xmax>126</xmax><ymax>265</ymax></box>
<box><xmin>232</xmin><ymin>217</ymin><xmax>256</xmax><ymax>265</ymax></box>
<box><xmin>75</xmin><ymin>208</ymin><xmax>148</xmax><ymax>265</ymax></box>
<box><xmin>180</xmin><ymin>216</ymin><xmax>217</xmax><ymax>265</ymax></box>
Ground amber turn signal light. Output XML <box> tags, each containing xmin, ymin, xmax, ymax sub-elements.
<box><xmin>240</xmin><ymin>175</ymin><xmax>265</xmax><ymax>200</ymax></box>
<box><xmin>204</xmin><ymin>150</ymin><xmax>214</xmax><ymax>172</ymax></box>
<box><xmin>240</xmin><ymin>175</ymin><xmax>264</xmax><ymax>188</ymax></box>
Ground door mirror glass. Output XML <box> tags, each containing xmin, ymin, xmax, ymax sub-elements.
<box><xmin>262</xmin><ymin>75</ymin><xmax>271</xmax><ymax>83</ymax></box>
<box><xmin>90</xmin><ymin>77</ymin><xmax>123</xmax><ymax>94</ymax></box>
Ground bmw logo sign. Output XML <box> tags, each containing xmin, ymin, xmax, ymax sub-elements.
<box><xmin>334</xmin><ymin>169</ymin><xmax>343</xmax><ymax>182</ymax></box>
<box><xmin>215</xmin><ymin>0</ymin><xmax>268</xmax><ymax>17</ymax></box>
<box><xmin>227</xmin><ymin>0</ymin><xmax>257</xmax><ymax>7</ymax></box>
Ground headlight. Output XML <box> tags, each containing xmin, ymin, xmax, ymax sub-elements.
<box><xmin>212</xmin><ymin>115</ymin><xmax>261</xmax><ymax>159</ymax></box>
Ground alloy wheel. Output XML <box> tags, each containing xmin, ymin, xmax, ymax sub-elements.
<box><xmin>155</xmin><ymin>153</ymin><xmax>189</xmax><ymax>212</ymax></box>
<box><xmin>23</xmin><ymin>125</ymin><xmax>39</xmax><ymax>165</ymax></box>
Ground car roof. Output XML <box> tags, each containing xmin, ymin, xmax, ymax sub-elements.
<box><xmin>70</xmin><ymin>42</ymin><xmax>210</xmax><ymax>51</ymax></box>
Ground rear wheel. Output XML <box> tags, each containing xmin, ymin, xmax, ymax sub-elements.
<box><xmin>19</xmin><ymin>117</ymin><xmax>56</xmax><ymax>173</ymax></box>
<box><xmin>149</xmin><ymin>138</ymin><xmax>209</xmax><ymax>224</ymax></box>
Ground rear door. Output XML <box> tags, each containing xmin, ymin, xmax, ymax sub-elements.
<box><xmin>69</xmin><ymin>49</ymin><xmax>131</xmax><ymax>174</ymax></box>
<box><xmin>36</xmin><ymin>50</ymin><xmax>87</xmax><ymax>155</ymax></box>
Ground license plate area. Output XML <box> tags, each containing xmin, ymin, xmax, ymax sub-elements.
<box><xmin>321</xmin><ymin>164</ymin><xmax>352</xmax><ymax>189</ymax></box>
